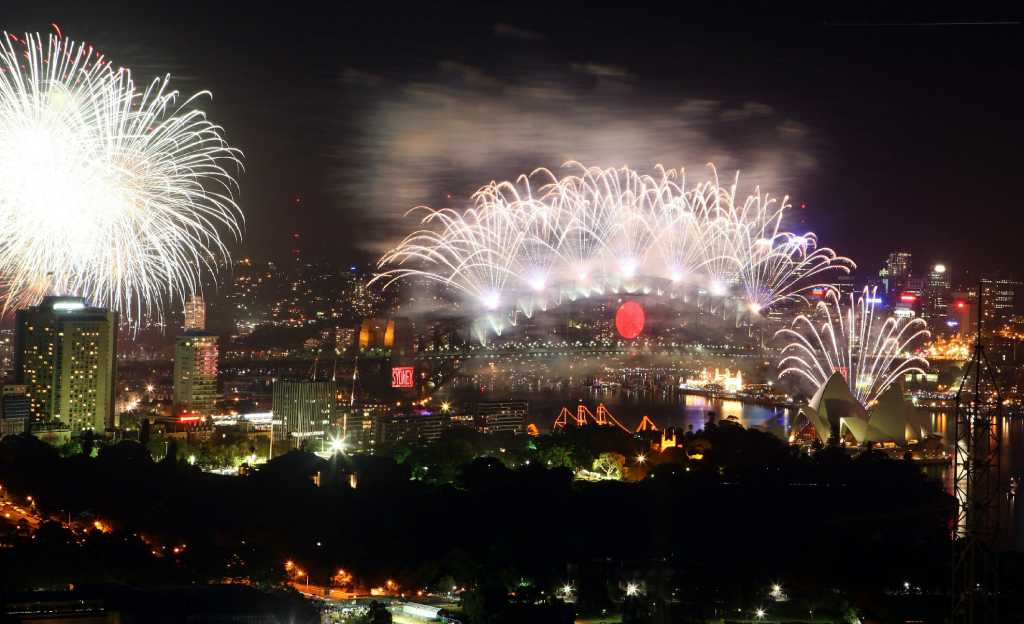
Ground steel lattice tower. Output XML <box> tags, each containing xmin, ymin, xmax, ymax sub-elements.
<box><xmin>951</xmin><ymin>283</ymin><xmax>1004</xmax><ymax>624</ymax></box>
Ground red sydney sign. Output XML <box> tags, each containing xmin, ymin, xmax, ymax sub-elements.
<box><xmin>391</xmin><ymin>366</ymin><xmax>415</xmax><ymax>388</ymax></box>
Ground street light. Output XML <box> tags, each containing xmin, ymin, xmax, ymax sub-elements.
<box><xmin>755</xmin><ymin>608</ymin><xmax>766</xmax><ymax>620</ymax></box>
<box><xmin>625</xmin><ymin>582</ymin><xmax>640</xmax><ymax>597</ymax></box>
<box><xmin>635</xmin><ymin>453</ymin><xmax>646</xmax><ymax>465</ymax></box>
<box><xmin>328</xmin><ymin>435</ymin><xmax>346</xmax><ymax>455</ymax></box>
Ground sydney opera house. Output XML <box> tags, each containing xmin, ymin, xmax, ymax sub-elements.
<box><xmin>795</xmin><ymin>372</ymin><xmax>933</xmax><ymax>446</ymax></box>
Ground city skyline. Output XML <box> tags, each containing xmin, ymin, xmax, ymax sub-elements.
<box><xmin>0</xmin><ymin>5</ymin><xmax>1022</xmax><ymax>624</ymax></box>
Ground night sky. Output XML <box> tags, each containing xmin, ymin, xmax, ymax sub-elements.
<box><xmin>7</xmin><ymin>3</ymin><xmax>1022</xmax><ymax>277</ymax></box>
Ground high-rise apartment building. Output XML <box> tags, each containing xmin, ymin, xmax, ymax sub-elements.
<box><xmin>887</xmin><ymin>251</ymin><xmax>912</xmax><ymax>280</ymax></box>
<box><xmin>183</xmin><ymin>294</ymin><xmax>206</xmax><ymax>331</ymax></box>
<box><xmin>882</xmin><ymin>251</ymin><xmax>912</xmax><ymax>294</ymax></box>
<box><xmin>14</xmin><ymin>297</ymin><xmax>117</xmax><ymax>431</ymax></box>
<box><xmin>273</xmin><ymin>380</ymin><xmax>336</xmax><ymax>442</ymax></box>
<box><xmin>924</xmin><ymin>263</ymin><xmax>951</xmax><ymax>325</ymax></box>
<box><xmin>980</xmin><ymin>276</ymin><xmax>1021</xmax><ymax>332</ymax></box>
<box><xmin>173</xmin><ymin>331</ymin><xmax>219</xmax><ymax>416</ymax></box>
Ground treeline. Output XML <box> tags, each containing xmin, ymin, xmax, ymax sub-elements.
<box><xmin>0</xmin><ymin>424</ymin><xmax>958</xmax><ymax>620</ymax></box>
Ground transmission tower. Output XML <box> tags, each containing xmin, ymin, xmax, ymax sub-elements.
<box><xmin>951</xmin><ymin>282</ymin><xmax>1004</xmax><ymax>624</ymax></box>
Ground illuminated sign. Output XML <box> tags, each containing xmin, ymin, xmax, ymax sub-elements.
<box><xmin>391</xmin><ymin>366</ymin><xmax>415</xmax><ymax>388</ymax></box>
<box><xmin>52</xmin><ymin>301</ymin><xmax>85</xmax><ymax>311</ymax></box>
<box><xmin>866</xmin><ymin>297</ymin><xmax>883</xmax><ymax>305</ymax></box>
<box><xmin>899</xmin><ymin>293</ymin><xmax>917</xmax><ymax>303</ymax></box>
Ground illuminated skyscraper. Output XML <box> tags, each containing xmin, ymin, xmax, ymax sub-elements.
<box><xmin>980</xmin><ymin>276</ymin><xmax>1021</xmax><ymax>333</ymax></box>
<box><xmin>273</xmin><ymin>380</ymin><xmax>337</xmax><ymax>442</ymax></box>
<box><xmin>924</xmin><ymin>263</ymin><xmax>951</xmax><ymax>325</ymax></box>
<box><xmin>173</xmin><ymin>331</ymin><xmax>219</xmax><ymax>416</ymax></box>
<box><xmin>14</xmin><ymin>297</ymin><xmax>117</xmax><ymax>431</ymax></box>
<box><xmin>883</xmin><ymin>250</ymin><xmax>912</xmax><ymax>294</ymax></box>
<box><xmin>183</xmin><ymin>294</ymin><xmax>206</xmax><ymax>331</ymax></box>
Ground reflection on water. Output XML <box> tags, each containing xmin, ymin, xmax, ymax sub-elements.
<box><xmin>532</xmin><ymin>386</ymin><xmax>793</xmax><ymax>437</ymax></box>
<box><xmin>529</xmin><ymin>387</ymin><xmax>1023</xmax><ymax>549</ymax></box>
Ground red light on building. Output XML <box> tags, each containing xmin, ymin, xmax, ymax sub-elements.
<box><xmin>178</xmin><ymin>414</ymin><xmax>202</xmax><ymax>423</ymax></box>
<box><xmin>615</xmin><ymin>301</ymin><xmax>645</xmax><ymax>340</ymax></box>
<box><xmin>391</xmin><ymin>366</ymin><xmax>415</xmax><ymax>388</ymax></box>
<box><xmin>956</xmin><ymin>301</ymin><xmax>965</xmax><ymax>309</ymax></box>
<box><xmin>899</xmin><ymin>293</ymin><xmax>917</xmax><ymax>303</ymax></box>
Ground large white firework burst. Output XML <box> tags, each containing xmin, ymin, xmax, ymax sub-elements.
<box><xmin>374</xmin><ymin>162</ymin><xmax>852</xmax><ymax>321</ymax></box>
<box><xmin>775</xmin><ymin>286</ymin><xmax>930</xmax><ymax>406</ymax></box>
<box><xmin>0</xmin><ymin>31</ymin><xmax>242</xmax><ymax>322</ymax></box>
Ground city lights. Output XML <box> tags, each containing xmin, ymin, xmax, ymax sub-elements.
<box><xmin>328</xmin><ymin>436</ymin><xmax>346</xmax><ymax>455</ymax></box>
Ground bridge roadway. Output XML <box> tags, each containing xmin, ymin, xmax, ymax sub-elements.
<box><xmin>414</xmin><ymin>343</ymin><xmax>770</xmax><ymax>361</ymax></box>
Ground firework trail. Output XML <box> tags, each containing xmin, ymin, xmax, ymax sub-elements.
<box><xmin>776</xmin><ymin>286</ymin><xmax>930</xmax><ymax>405</ymax></box>
<box><xmin>375</xmin><ymin>163</ymin><xmax>852</xmax><ymax>323</ymax></box>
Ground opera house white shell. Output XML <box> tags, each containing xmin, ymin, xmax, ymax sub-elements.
<box><xmin>797</xmin><ymin>372</ymin><xmax>932</xmax><ymax>445</ymax></box>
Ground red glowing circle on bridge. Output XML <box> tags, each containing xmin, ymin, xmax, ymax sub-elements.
<box><xmin>615</xmin><ymin>300</ymin><xmax>645</xmax><ymax>340</ymax></box>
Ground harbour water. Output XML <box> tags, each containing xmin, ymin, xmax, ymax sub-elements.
<box><xmin>526</xmin><ymin>387</ymin><xmax>1023</xmax><ymax>549</ymax></box>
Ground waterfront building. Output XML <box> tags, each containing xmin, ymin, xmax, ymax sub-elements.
<box><xmin>378</xmin><ymin>410</ymin><xmax>450</xmax><ymax>443</ymax></box>
<box><xmin>476</xmin><ymin>400</ymin><xmax>528</xmax><ymax>435</ymax></box>
<box><xmin>797</xmin><ymin>372</ymin><xmax>930</xmax><ymax>445</ymax></box>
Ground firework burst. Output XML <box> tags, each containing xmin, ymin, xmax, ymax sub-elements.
<box><xmin>776</xmin><ymin>286</ymin><xmax>930</xmax><ymax>405</ymax></box>
<box><xmin>374</xmin><ymin>163</ymin><xmax>852</xmax><ymax>321</ymax></box>
<box><xmin>0</xmin><ymin>31</ymin><xmax>242</xmax><ymax>322</ymax></box>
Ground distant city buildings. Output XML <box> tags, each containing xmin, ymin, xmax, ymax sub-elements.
<box><xmin>980</xmin><ymin>276</ymin><xmax>1020</xmax><ymax>332</ymax></box>
<box><xmin>183</xmin><ymin>294</ymin><xmax>206</xmax><ymax>331</ymax></box>
<box><xmin>923</xmin><ymin>263</ymin><xmax>950</xmax><ymax>326</ymax></box>
<box><xmin>173</xmin><ymin>331</ymin><xmax>219</xmax><ymax>416</ymax></box>
<box><xmin>377</xmin><ymin>409</ymin><xmax>449</xmax><ymax>443</ymax></box>
<box><xmin>0</xmin><ymin>329</ymin><xmax>13</xmax><ymax>371</ymax></box>
<box><xmin>883</xmin><ymin>250</ymin><xmax>912</xmax><ymax>294</ymax></box>
<box><xmin>0</xmin><ymin>384</ymin><xmax>29</xmax><ymax>437</ymax></box>
<box><xmin>14</xmin><ymin>296</ymin><xmax>117</xmax><ymax>431</ymax></box>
